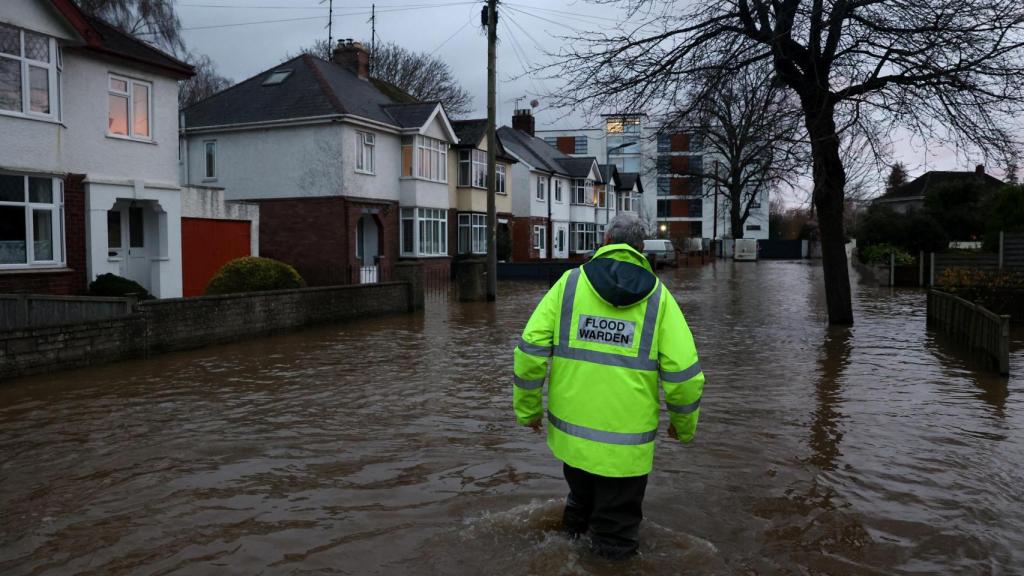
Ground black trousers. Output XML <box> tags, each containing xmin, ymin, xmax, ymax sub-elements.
<box><xmin>561</xmin><ymin>462</ymin><xmax>649</xmax><ymax>559</ymax></box>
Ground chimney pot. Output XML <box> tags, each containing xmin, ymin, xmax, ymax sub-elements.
<box><xmin>512</xmin><ymin>108</ymin><xmax>535</xmax><ymax>137</ymax></box>
<box><xmin>332</xmin><ymin>40</ymin><xmax>370</xmax><ymax>80</ymax></box>
<box><xmin>976</xmin><ymin>164</ymin><xmax>985</xmax><ymax>175</ymax></box>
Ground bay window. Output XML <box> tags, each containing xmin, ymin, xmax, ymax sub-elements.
<box><xmin>405</xmin><ymin>136</ymin><xmax>447</xmax><ymax>182</ymax></box>
<box><xmin>0</xmin><ymin>173</ymin><xmax>63</xmax><ymax>267</ymax></box>
<box><xmin>569</xmin><ymin>222</ymin><xmax>597</xmax><ymax>253</ymax></box>
<box><xmin>0</xmin><ymin>23</ymin><xmax>59</xmax><ymax>119</ymax></box>
<box><xmin>356</xmin><ymin>130</ymin><xmax>375</xmax><ymax>174</ymax></box>
<box><xmin>401</xmin><ymin>207</ymin><xmax>448</xmax><ymax>256</ymax></box>
<box><xmin>573</xmin><ymin>179</ymin><xmax>594</xmax><ymax>205</ymax></box>
<box><xmin>458</xmin><ymin>149</ymin><xmax>487</xmax><ymax>188</ymax></box>
<box><xmin>108</xmin><ymin>74</ymin><xmax>151</xmax><ymax>140</ymax></box>
<box><xmin>618</xmin><ymin>192</ymin><xmax>637</xmax><ymax>212</ymax></box>
<box><xmin>458</xmin><ymin>213</ymin><xmax>487</xmax><ymax>254</ymax></box>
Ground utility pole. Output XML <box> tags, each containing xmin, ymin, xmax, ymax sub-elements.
<box><xmin>323</xmin><ymin>0</ymin><xmax>333</xmax><ymax>50</ymax></box>
<box><xmin>485</xmin><ymin>0</ymin><xmax>498</xmax><ymax>301</ymax></box>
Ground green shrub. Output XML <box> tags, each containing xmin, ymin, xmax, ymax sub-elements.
<box><xmin>88</xmin><ymin>273</ymin><xmax>153</xmax><ymax>299</ymax></box>
<box><xmin>982</xmin><ymin>185</ymin><xmax>1024</xmax><ymax>250</ymax></box>
<box><xmin>205</xmin><ymin>257</ymin><xmax>306</xmax><ymax>295</ymax></box>
<box><xmin>859</xmin><ymin>243</ymin><xmax>915</xmax><ymax>266</ymax></box>
<box><xmin>855</xmin><ymin>204</ymin><xmax>948</xmax><ymax>258</ymax></box>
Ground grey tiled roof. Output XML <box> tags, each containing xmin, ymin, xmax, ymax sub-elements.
<box><xmin>452</xmin><ymin>119</ymin><xmax>487</xmax><ymax>147</ymax></box>
<box><xmin>497</xmin><ymin>126</ymin><xmax>598</xmax><ymax>179</ymax></box>
<box><xmin>85</xmin><ymin>15</ymin><xmax>193</xmax><ymax>77</ymax></box>
<box><xmin>183</xmin><ymin>54</ymin><xmax>427</xmax><ymax>129</ymax></box>
<box><xmin>880</xmin><ymin>171</ymin><xmax>1003</xmax><ymax>200</ymax></box>
<box><xmin>599</xmin><ymin>164</ymin><xmax>619</xmax><ymax>185</ymax></box>
<box><xmin>617</xmin><ymin>172</ymin><xmax>643</xmax><ymax>194</ymax></box>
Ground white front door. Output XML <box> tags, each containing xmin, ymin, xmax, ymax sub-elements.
<box><xmin>553</xmin><ymin>222</ymin><xmax>569</xmax><ymax>259</ymax></box>
<box><xmin>107</xmin><ymin>205</ymin><xmax>150</xmax><ymax>290</ymax></box>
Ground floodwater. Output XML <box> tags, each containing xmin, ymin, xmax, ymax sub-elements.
<box><xmin>1</xmin><ymin>261</ymin><xmax>1022</xmax><ymax>575</ymax></box>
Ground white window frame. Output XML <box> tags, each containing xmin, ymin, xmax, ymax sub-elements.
<box><xmin>532</xmin><ymin>225</ymin><xmax>546</xmax><ymax>251</ymax></box>
<box><xmin>203</xmin><ymin>140</ymin><xmax>217</xmax><ymax>180</ymax></box>
<box><xmin>572</xmin><ymin>179</ymin><xmax>594</xmax><ymax>206</ymax></box>
<box><xmin>569</xmin><ymin>222</ymin><xmax>597</xmax><ymax>253</ymax></box>
<box><xmin>411</xmin><ymin>135</ymin><xmax>448</xmax><ymax>183</ymax></box>
<box><xmin>554</xmin><ymin>179</ymin><xmax>563</xmax><ymax>203</ymax></box>
<box><xmin>458</xmin><ymin>212</ymin><xmax>487</xmax><ymax>255</ymax></box>
<box><xmin>107</xmin><ymin>74</ymin><xmax>153</xmax><ymax>141</ymax></box>
<box><xmin>496</xmin><ymin>163</ymin><xmax>506</xmax><ymax>194</ymax></box>
<box><xmin>0</xmin><ymin>173</ymin><xmax>64</xmax><ymax>269</ymax></box>
<box><xmin>401</xmin><ymin>207</ymin><xmax>448</xmax><ymax>257</ymax></box>
<box><xmin>0</xmin><ymin>24</ymin><xmax>59</xmax><ymax>121</ymax></box>
<box><xmin>355</xmin><ymin>130</ymin><xmax>375</xmax><ymax>174</ymax></box>
<box><xmin>535</xmin><ymin>176</ymin><xmax>546</xmax><ymax>201</ymax></box>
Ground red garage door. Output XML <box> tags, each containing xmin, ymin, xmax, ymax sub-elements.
<box><xmin>182</xmin><ymin>218</ymin><xmax>252</xmax><ymax>297</ymax></box>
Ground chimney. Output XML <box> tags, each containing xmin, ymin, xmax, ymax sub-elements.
<box><xmin>513</xmin><ymin>108</ymin><xmax>535</xmax><ymax>137</ymax></box>
<box><xmin>975</xmin><ymin>164</ymin><xmax>985</xmax><ymax>175</ymax></box>
<box><xmin>332</xmin><ymin>39</ymin><xmax>369</xmax><ymax>80</ymax></box>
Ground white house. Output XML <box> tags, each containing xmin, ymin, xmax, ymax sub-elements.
<box><xmin>0</xmin><ymin>0</ymin><xmax>193</xmax><ymax>297</ymax></box>
<box><xmin>179</xmin><ymin>41</ymin><xmax>460</xmax><ymax>285</ymax></box>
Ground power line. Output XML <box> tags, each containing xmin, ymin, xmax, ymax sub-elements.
<box><xmin>428</xmin><ymin>12</ymin><xmax>475</xmax><ymax>56</ymax></box>
<box><xmin>502</xmin><ymin>5</ymin><xmax>583</xmax><ymax>33</ymax></box>
<box><xmin>504</xmin><ymin>2</ymin><xmax>622</xmax><ymax>24</ymax></box>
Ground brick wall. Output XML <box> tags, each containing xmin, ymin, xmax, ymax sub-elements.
<box><xmin>257</xmin><ymin>196</ymin><xmax>399</xmax><ymax>287</ymax></box>
<box><xmin>1</xmin><ymin>281</ymin><xmax>419</xmax><ymax>380</ymax></box>
<box><xmin>512</xmin><ymin>216</ymin><xmax>549</xmax><ymax>261</ymax></box>
<box><xmin>0</xmin><ymin>174</ymin><xmax>88</xmax><ymax>295</ymax></box>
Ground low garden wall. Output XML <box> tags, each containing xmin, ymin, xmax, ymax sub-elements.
<box><xmin>1</xmin><ymin>280</ymin><xmax>419</xmax><ymax>380</ymax></box>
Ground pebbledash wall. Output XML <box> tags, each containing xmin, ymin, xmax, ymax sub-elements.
<box><xmin>1</xmin><ymin>272</ymin><xmax>422</xmax><ymax>380</ymax></box>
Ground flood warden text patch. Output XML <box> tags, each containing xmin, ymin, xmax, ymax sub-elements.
<box><xmin>576</xmin><ymin>315</ymin><xmax>636</xmax><ymax>347</ymax></box>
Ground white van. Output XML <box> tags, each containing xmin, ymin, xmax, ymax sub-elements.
<box><xmin>734</xmin><ymin>238</ymin><xmax>758</xmax><ymax>261</ymax></box>
<box><xmin>643</xmin><ymin>239</ymin><xmax>677</xmax><ymax>268</ymax></box>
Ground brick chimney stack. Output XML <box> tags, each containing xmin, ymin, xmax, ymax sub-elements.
<box><xmin>513</xmin><ymin>109</ymin><xmax>535</xmax><ymax>137</ymax></box>
<box><xmin>332</xmin><ymin>39</ymin><xmax>369</xmax><ymax>80</ymax></box>
<box><xmin>975</xmin><ymin>164</ymin><xmax>985</xmax><ymax>175</ymax></box>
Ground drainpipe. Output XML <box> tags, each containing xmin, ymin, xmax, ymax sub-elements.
<box><xmin>547</xmin><ymin>172</ymin><xmax>553</xmax><ymax>260</ymax></box>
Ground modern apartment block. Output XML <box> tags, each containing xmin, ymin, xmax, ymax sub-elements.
<box><xmin>537</xmin><ymin>113</ymin><xmax>770</xmax><ymax>242</ymax></box>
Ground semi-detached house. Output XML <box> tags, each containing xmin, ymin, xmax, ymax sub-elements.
<box><xmin>180</xmin><ymin>41</ymin><xmax>459</xmax><ymax>285</ymax></box>
<box><xmin>449</xmin><ymin>119</ymin><xmax>516</xmax><ymax>259</ymax></box>
<box><xmin>1</xmin><ymin>0</ymin><xmax>193</xmax><ymax>297</ymax></box>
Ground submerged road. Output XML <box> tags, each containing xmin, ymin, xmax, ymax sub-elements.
<box><xmin>1</xmin><ymin>260</ymin><xmax>1022</xmax><ymax>575</ymax></box>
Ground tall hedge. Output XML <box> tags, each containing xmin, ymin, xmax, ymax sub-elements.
<box><xmin>205</xmin><ymin>257</ymin><xmax>306</xmax><ymax>295</ymax></box>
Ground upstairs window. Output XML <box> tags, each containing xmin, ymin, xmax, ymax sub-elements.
<box><xmin>459</xmin><ymin>149</ymin><xmax>488</xmax><ymax>188</ymax></box>
<box><xmin>554</xmin><ymin>179</ymin><xmax>563</xmax><ymax>202</ymax></box>
<box><xmin>356</xmin><ymin>131</ymin><xmax>375</xmax><ymax>174</ymax></box>
<box><xmin>496</xmin><ymin>163</ymin><xmax>506</xmax><ymax>194</ymax></box>
<box><xmin>204</xmin><ymin>140</ymin><xmax>217</xmax><ymax>179</ymax></box>
<box><xmin>535</xmin><ymin>176</ymin><xmax>546</xmax><ymax>201</ymax></box>
<box><xmin>572</xmin><ymin>179</ymin><xmax>594</xmax><ymax>205</ymax></box>
<box><xmin>108</xmin><ymin>74</ymin><xmax>151</xmax><ymax>140</ymax></box>
<box><xmin>404</xmin><ymin>136</ymin><xmax>447</xmax><ymax>182</ymax></box>
<box><xmin>0</xmin><ymin>23</ymin><xmax>59</xmax><ymax>119</ymax></box>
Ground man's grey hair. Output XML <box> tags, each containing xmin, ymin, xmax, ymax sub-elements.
<box><xmin>604</xmin><ymin>213</ymin><xmax>648</xmax><ymax>249</ymax></box>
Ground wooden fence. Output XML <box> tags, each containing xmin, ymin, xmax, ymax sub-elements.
<box><xmin>0</xmin><ymin>294</ymin><xmax>135</xmax><ymax>331</ymax></box>
<box><xmin>927</xmin><ymin>290</ymin><xmax>1010</xmax><ymax>375</ymax></box>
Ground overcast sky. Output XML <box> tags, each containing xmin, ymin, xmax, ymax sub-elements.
<box><xmin>176</xmin><ymin>0</ymin><xmax>1001</xmax><ymax>200</ymax></box>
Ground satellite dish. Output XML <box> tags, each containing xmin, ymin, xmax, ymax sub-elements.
<box><xmin>530</xmin><ymin>99</ymin><xmax>540</xmax><ymax>108</ymax></box>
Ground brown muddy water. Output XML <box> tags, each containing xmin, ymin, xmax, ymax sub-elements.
<box><xmin>1</xmin><ymin>261</ymin><xmax>1022</xmax><ymax>575</ymax></box>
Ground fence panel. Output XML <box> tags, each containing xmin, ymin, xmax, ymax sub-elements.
<box><xmin>927</xmin><ymin>290</ymin><xmax>1010</xmax><ymax>375</ymax></box>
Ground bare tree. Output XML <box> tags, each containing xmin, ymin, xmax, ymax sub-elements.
<box><xmin>549</xmin><ymin>0</ymin><xmax>1024</xmax><ymax>324</ymax></box>
<box><xmin>77</xmin><ymin>0</ymin><xmax>183</xmax><ymax>54</ymax></box>
<box><xmin>179</xmin><ymin>54</ymin><xmax>232</xmax><ymax>108</ymax></box>
<box><xmin>666</xmin><ymin>64</ymin><xmax>806</xmax><ymax>239</ymax></box>
<box><xmin>294</xmin><ymin>39</ymin><xmax>473</xmax><ymax>116</ymax></box>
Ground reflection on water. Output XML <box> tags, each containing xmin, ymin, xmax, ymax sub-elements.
<box><xmin>1</xmin><ymin>261</ymin><xmax>1022</xmax><ymax>575</ymax></box>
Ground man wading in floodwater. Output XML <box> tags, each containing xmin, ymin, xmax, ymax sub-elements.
<box><xmin>512</xmin><ymin>212</ymin><xmax>705</xmax><ymax>559</ymax></box>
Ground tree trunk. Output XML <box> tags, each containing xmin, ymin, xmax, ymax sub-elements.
<box><xmin>729</xmin><ymin>184</ymin><xmax>745</xmax><ymax>239</ymax></box>
<box><xmin>804</xmin><ymin>96</ymin><xmax>854</xmax><ymax>325</ymax></box>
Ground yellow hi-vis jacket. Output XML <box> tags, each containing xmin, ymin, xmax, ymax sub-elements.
<box><xmin>513</xmin><ymin>243</ymin><xmax>704</xmax><ymax>477</ymax></box>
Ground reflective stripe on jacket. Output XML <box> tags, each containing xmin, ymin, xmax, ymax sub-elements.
<box><xmin>513</xmin><ymin>243</ymin><xmax>704</xmax><ymax>477</ymax></box>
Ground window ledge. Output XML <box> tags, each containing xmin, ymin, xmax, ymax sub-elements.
<box><xmin>202</xmin><ymin>177</ymin><xmax>218</xmax><ymax>183</ymax></box>
<box><xmin>354</xmin><ymin>169</ymin><xmax>376</xmax><ymax>176</ymax></box>
<box><xmin>106</xmin><ymin>134</ymin><xmax>157</xmax><ymax>145</ymax></box>
<box><xmin>0</xmin><ymin>110</ymin><xmax>62</xmax><ymax>125</ymax></box>
<box><xmin>0</xmin><ymin>266</ymin><xmax>72</xmax><ymax>275</ymax></box>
